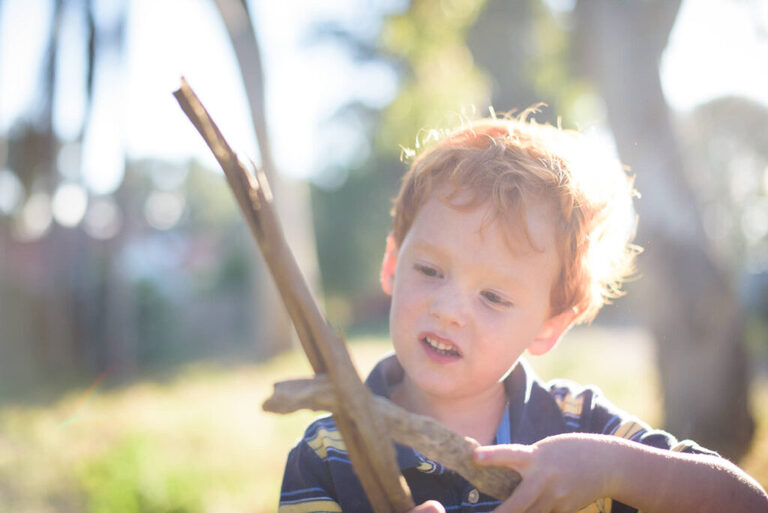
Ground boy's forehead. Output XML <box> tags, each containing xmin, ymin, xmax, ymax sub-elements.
<box><xmin>405</xmin><ymin>191</ymin><xmax>561</xmax><ymax>291</ymax></box>
<box><xmin>420</xmin><ymin>186</ymin><xmax>559</xmax><ymax>256</ymax></box>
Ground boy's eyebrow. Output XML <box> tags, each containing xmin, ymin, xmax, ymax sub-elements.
<box><xmin>482</xmin><ymin>267</ymin><xmax>527</xmax><ymax>295</ymax></box>
<box><xmin>411</xmin><ymin>241</ymin><xmax>448</xmax><ymax>258</ymax></box>
<box><xmin>411</xmin><ymin>241</ymin><xmax>526</xmax><ymax>292</ymax></box>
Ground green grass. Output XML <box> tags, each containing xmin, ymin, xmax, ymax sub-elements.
<box><xmin>0</xmin><ymin>327</ymin><xmax>765</xmax><ymax>512</ymax></box>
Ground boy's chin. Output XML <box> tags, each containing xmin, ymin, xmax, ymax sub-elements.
<box><xmin>405</xmin><ymin>371</ymin><xmax>504</xmax><ymax>401</ymax></box>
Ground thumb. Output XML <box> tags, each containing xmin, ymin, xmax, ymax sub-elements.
<box><xmin>473</xmin><ymin>443</ymin><xmax>534</xmax><ymax>470</ymax></box>
<box><xmin>411</xmin><ymin>500</ymin><xmax>446</xmax><ymax>513</ymax></box>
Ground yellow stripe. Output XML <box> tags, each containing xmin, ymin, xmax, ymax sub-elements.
<box><xmin>279</xmin><ymin>499</ymin><xmax>343</xmax><ymax>513</ymax></box>
<box><xmin>670</xmin><ymin>440</ymin><xmax>695</xmax><ymax>452</ymax></box>
<box><xmin>307</xmin><ymin>427</ymin><xmax>346</xmax><ymax>459</ymax></box>
<box><xmin>554</xmin><ymin>393</ymin><xmax>585</xmax><ymax>417</ymax></box>
<box><xmin>416</xmin><ymin>460</ymin><xmax>436</xmax><ymax>472</ymax></box>
<box><xmin>577</xmin><ymin>498</ymin><xmax>612</xmax><ymax>513</ymax></box>
<box><xmin>612</xmin><ymin>419</ymin><xmax>644</xmax><ymax>440</ymax></box>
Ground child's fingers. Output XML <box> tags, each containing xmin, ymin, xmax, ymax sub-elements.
<box><xmin>410</xmin><ymin>500</ymin><xmax>446</xmax><ymax>513</ymax></box>
<box><xmin>473</xmin><ymin>443</ymin><xmax>534</xmax><ymax>470</ymax></box>
<box><xmin>492</xmin><ymin>474</ymin><xmax>543</xmax><ymax>513</ymax></box>
<box><xmin>517</xmin><ymin>495</ymin><xmax>551</xmax><ymax>513</ymax></box>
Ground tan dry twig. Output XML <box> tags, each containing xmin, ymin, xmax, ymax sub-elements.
<box><xmin>173</xmin><ymin>77</ymin><xmax>521</xmax><ymax>509</ymax></box>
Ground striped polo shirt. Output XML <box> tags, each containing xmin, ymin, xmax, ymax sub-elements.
<box><xmin>278</xmin><ymin>354</ymin><xmax>716</xmax><ymax>513</ymax></box>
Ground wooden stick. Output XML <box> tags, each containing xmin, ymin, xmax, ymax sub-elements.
<box><xmin>264</xmin><ymin>376</ymin><xmax>522</xmax><ymax>500</ymax></box>
<box><xmin>173</xmin><ymin>77</ymin><xmax>523</xmax><ymax>509</ymax></box>
<box><xmin>173</xmin><ymin>78</ymin><xmax>413</xmax><ymax>513</ymax></box>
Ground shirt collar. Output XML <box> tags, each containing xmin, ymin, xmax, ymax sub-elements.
<box><xmin>364</xmin><ymin>353</ymin><xmax>532</xmax><ymax>470</ymax></box>
<box><xmin>504</xmin><ymin>358</ymin><xmax>569</xmax><ymax>444</ymax></box>
<box><xmin>364</xmin><ymin>353</ymin><xmax>422</xmax><ymax>469</ymax></box>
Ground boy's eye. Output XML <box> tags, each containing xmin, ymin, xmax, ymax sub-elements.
<box><xmin>481</xmin><ymin>290</ymin><xmax>513</xmax><ymax>308</ymax></box>
<box><xmin>414</xmin><ymin>263</ymin><xmax>442</xmax><ymax>278</ymax></box>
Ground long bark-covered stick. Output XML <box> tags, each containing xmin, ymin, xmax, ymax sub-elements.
<box><xmin>264</xmin><ymin>376</ymin><xmax>522</xmax><ymax>500</ymax></box>
<box><xmin>173</xmin><ymin>78</ymin><xmax>523</xmax><ymax>507</ymax></box>
<box><xmin>173</xmin><ymin>77</ymin><xmax>414</xmax><ymax>513</ymax></box>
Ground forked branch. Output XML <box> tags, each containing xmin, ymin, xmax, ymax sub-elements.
<box><xmin>174</xmin><ymin>77</ymin><xmax>412</xmax><ymax>513</ymax></box>
<box><xmin>264</xmin><ymin>376</ymin><xmax>521</xmax><ymax>500</ymax></box>
<box><xmin>173</xmin><ymin>77</ymin><xmax>521</xmax><ymax>509</ymax></box>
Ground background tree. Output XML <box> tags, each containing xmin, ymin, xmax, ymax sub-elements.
<box><xmin>0</xmin><ymin>0</ymin><xmax>323</xmax><ymax>393</ymax></box>
<box><xmin>573</xmin><ymin>0</ymin><xmax>753</xmax><ymax>459</ymax></box>
<box><xmin>0</xmin><ymin>0</ymin><xmax>133</xmax><ymax>383</ymax></box>
<box><xmin>678</xmin><ymin>96</ymin><xmax>768</xmax><ymax>275</ymax></box>
<box><xmin>212</xmin><ymin>0</ymin><xmax>322</xmax><ymax>359</ymax></box>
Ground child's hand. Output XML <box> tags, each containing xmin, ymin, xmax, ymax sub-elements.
<box><xmin>408</xmin><ymin>500</ymin><xmax>446</xmax><ymax>513</ymax></box>
<box><xmin>474</xmin><ymin>434</ymin><xmax>614</xmax><ymax>513</ymax></box>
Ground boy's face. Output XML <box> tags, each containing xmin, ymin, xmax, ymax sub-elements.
<box><xmin>381</xmin><ymin>187</ymin><xmax>574</xmax><ymax>404</ymax></box>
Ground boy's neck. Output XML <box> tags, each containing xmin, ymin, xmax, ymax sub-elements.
<box><xmin>390</xmin><ymin>376</ymin><xmax>507</xmax><ymax>445</ymax></box>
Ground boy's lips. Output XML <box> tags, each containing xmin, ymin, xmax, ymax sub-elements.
<box><xmin>418</xmin><ymin>332</ymin><xmax>463</xmax><ymax>358</ymax></box>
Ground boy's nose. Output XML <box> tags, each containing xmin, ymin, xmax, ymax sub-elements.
<box><xmin>428</xmin><ymin>290</ymin><xmax>469</xmax><ymax>328</ymax></box>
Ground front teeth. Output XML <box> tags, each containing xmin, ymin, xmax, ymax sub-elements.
<box><xmin>424</xmin><ymin>336</ymin><xmax>459</xmax><ymax>356</ymax></box>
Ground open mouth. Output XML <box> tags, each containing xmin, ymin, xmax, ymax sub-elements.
<box><xmin>421</xmin><ymin>335</ymin><xmax>461</xmax><ymax>357</ymax></box>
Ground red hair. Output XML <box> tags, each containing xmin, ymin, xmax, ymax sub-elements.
<box><xmin>391</xmin><ymin>115</ymin><xmax>639</xmax><ymax>324</ymax></box>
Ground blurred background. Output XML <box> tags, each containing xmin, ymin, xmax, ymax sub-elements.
<box><xmin>1</xmin><ymin>0</ymin><xmax>768</xmax><ymax>511</ymax></box>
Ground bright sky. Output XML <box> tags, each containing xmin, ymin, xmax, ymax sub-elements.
<box><xmin>0</xmin><ymin>0</ymin><xmax>766</xmax><ymax>197</ymax></box>
<box><xmin>661</xmin><ymin>0</ymin><xmax>768</xmax><ymax>111</ymax></box>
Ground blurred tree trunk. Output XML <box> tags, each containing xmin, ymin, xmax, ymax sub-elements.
<box><xmin>33</xmin><ymin>0</ymin><xmax>79</xmax><ymax>374</ymax></box>
<box><xmin>466</xmin><ymin>0</ymin><xmax>543</xmax><ymax>117</ymax></box>
<box><xmin>573</xmin><ymin>0</ymin><xmax>753</xmax><ymax>460</ymax></box>
<box><xmin>1</xmin><ymin>0</ymin><xmax>136</xmax><ymax>383</ymax></box>
<box><xmin>213</xmin><ymin>0</ymin><xmax>323</xmax><ymax>358</ymax></box>
<box><xmin>85</xmin><ymin>0</ymin><xmax>138</xmax><ymax>378</ymax></box>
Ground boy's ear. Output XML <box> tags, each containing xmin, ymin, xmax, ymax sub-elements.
<box><xmin>528</xmin><ymin>307</ymin><xmax>578</xmax><ymax>356</ymax></box>
<box><xmin>380</xmin><ymin>232</ymin><xmax>399</xmax><ymax>296</ymax></box>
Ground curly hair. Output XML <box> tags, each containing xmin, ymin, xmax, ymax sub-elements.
<box><xmin>390</xmin><ymin>115</ymin><xmax>640</xmax><ymax>325</ymax></box>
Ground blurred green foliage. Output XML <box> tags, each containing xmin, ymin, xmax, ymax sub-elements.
<box><xmin>134</xmin><ymin>279</ymin><xmax>179</xmax><ymax>366</ymax></box>
<box><xmin>378</xmin><ymin>0</ymin><xmax>490</xmax><ymax>152</ymax></box>
<box><xmin>311</xmin><ymin>158</ymin><xmax>400</xmax><ymax>331</ymax></box>
<box><xmin>77</xmin><ymin>434</ymin><xmax>208</xmax><ymax>513</ymax></box>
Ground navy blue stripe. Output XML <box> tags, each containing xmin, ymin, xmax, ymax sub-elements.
<box><xmin>602</xmin><ymin>414</ymin><xmax>620</xmax><ymax>434</ymax></box>
<box><xmin>496</xmin><ymin>404</ymin><xmax>511</xmax><ymax>444</ymax></box>
<box><xmin>325</xmin><ymin>455</ymin><xmax>352</xmax><ymax>464</ymax></box>
<box><xmin>444</xmin><ymin>500</ymin><xmax>502</xmax><ymax>511</ymax></box>
<box><xmin>281</xmin><ymin>487</ymin><xmax>328</xmax><ymax>498</ymax></box>
<box><xmin>280</xmin><ymin>496</ymin><xmax>337</xmax><ymax>505</ymax></box>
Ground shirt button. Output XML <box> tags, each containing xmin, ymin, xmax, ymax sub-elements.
<box><xmin>468</xmin><ymin>488</ymin><xmax>479</xmax><ymax>504</ymax></box>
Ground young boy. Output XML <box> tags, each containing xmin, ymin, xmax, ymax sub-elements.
<box><xmin>279</xmin><ymin>117</ymin><xmax>768</xmax><ymax>513</ymax></box>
